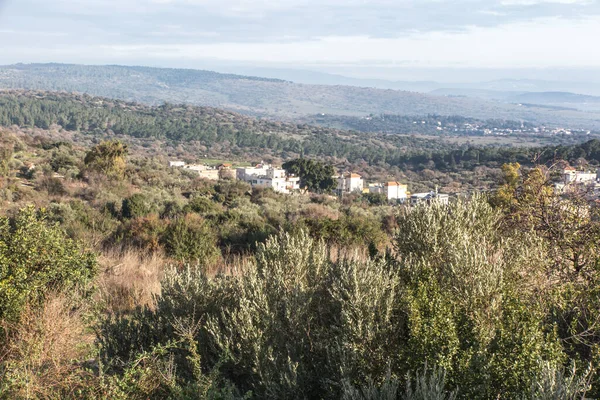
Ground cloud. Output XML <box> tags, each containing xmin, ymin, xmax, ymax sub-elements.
<box><xmin>90</xmin><ymin>15</ymin><xmax>600</xmax><ymax>68</ymax></box>
<box><xmin>1</xmin><ymin>0</ymin><xmax>600</xmax><ymax>69</ymax></box>
<box><xmin>500</xmin><ymin>0</ymin><xmax>591</xmax><ymax>4</ymax></box>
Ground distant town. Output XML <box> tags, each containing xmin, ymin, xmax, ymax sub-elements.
<box><xmin>310</xmin><ymin>113</ymin><xmax>596</xmax><ymax>137</ymax></box>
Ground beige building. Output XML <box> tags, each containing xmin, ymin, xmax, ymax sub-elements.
<box><xmin>384</xmin><ymin>182</ymin><xmax>408</xmax><ymax>201</ymax></box>
<box><xmin>197</xmin><ymin>169</ymin><xmax>220</xmax><ymax>180</ymax></box>
<box><xmin>369</xmin><ymin>181</ymin><xmax>408</xmax><ymax>201</ymax></box>
<box><xmin>337</xmin><ymin>173</ymin><xmax>364</xmax><ymax>194</ymax></box>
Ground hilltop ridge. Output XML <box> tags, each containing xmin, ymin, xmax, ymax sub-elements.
<box><xmin>3</xmin><ymin>63</ymin><xmax>600</xmax><ymax>128</ymax></box>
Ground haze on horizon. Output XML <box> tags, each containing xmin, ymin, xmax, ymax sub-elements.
<box><xmin>0</xmin><ymin>0</ymin><xmax>599</xmax><ymax>82</ymax></box>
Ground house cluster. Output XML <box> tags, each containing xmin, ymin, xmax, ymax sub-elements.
<box><xmin>337</xmin><ymin>172</ymin><xmax>449</xmax><ymax>205</ymax></box>
<box><xmin>170</xmin><ymin>161</ymin><xmax>300</xmax><ymax>194</ymax></box>
<box><xmin>367</xmin><ymin>181</ymin><xmax>408</xmax><ymax>201</ymax></box>
<box><xmin>235</xmin><ymin>164</ymin><xmax>301</xmax><ymax>194</ymax></box>
<box><xmin>336</xmin><ymin>173</ymin><xmax>409</xmax><ymax>201</ymax></box>
<box><xmin>171</xmin><ymin>161</ymin><xmax>449</xmax><ymax>204</ymax></box>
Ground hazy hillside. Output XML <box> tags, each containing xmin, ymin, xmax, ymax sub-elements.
<box><xmin>431</xmin><ymin>88</ymin><xmax>600</xmax><ymax>112</ymax></box>
<box><xmin>3</xmin><ymin>63</ymin><xmax>600</xmax><ymax>128</ymax></box>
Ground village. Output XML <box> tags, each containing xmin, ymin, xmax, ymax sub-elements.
<box><xmin>170</xmin><ymin>159</ymin><xmax>600</xmax><ymax>205</ymax></box>
<box><xmin>169</xmin><ymin>160</ymin><xmax>450</xmax><ymax>206</ymax></box>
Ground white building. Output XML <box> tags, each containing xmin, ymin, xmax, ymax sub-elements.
<box><xmin>384</xmin><ymin>182</ymin><xmax>408</xmax><ymax>201</ymax></box>
<box><xmin>337</xmin><ymin>173</ymin><xmax>364</xmax><ymax>194</ymax></box>
<box><xmin>563</xmin><ymin>167</ymin><xmax>597</xmax><ymax>184</ymax></box>
<box><xmin>169</xmin><ymin>161</ymin><xmax>186</xmax><ymax>167</ymax></box>
<box><xmin>410</xmin><ymin>191</ymin><xmax>450</xmax><ymax>206</ymax></box>
<box><xmin>236</xmin><ymin>164</ymin><xmax>300</xmax><ymax>194</ymax></box>
<box><xmin>236</xmin><ymin>164</ymin><xmax>271</xmax><ymax>181</ymax></box>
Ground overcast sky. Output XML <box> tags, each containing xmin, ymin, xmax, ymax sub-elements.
<box><xmin>0</xmin><ymin>0</ymin><xmax>599</xmax><ymax>79</ymax></box>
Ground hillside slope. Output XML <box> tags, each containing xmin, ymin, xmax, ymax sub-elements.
<box><xmin>2</xmin><ymin>63</ymin><xmax>600</xmax><ymax>128</ymax></box>
<box><xmin>0</xmin><ymin>90</ymin><xmax>463</xmax><ymax>164</ymax></box>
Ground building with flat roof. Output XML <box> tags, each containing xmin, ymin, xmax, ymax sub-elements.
<box><xmin>337</xmin><ymin>173</ymin><xmax>364</xmax><ymax>194</ymax></box>
<box><xmin>368</xmin><ymin>181</ymin><xmax>408</xmax><ymax>201</ymax></box>
<box><xmin>410</xmin><ymin>191</ymin><xmax>450</xmax><ymax>206</ymax></box>
<box><xmin>236</xmin><ymin>164</ymin><xmax>300</xmax><ymax>194</ymax></box>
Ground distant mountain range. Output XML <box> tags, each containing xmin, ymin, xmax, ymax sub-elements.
<box><xmin>2</xmin><ymin>63</ymin><xmax>600</xmax><ymax>128</ymax></box>
<box><xmin>215</xmin><ymin>66</ymin><xmax>600</xmax><ymax>97</ymax></box>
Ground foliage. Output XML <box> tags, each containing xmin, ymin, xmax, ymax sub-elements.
<box><xmin>121</xmin><ymin>193</ymin><xmax>152</xmax><ymax>219</ymax></box>
<box><xmin>342</xmin><ymin>366</ymin><xmax>458</xmax><ymax>400</ymax></box>
<box><xmin>0</xmin><ymin>206</ymin><xmax>97</xmax><ymax>325</ymax></box>
<box><xmin>161</xmin><ymin>214</ymin><xmax>220</xmax><ymax>264</ymax></box>
<box><xmin>394</xmin><ymin>197</ymin><xmax>564</xmax><ymax>398</ymax></box>
<box><xmin>0</xmin><ymin>143</ymin><xmax>13</xmax><ymax>177</ymax></box>
<box><xmin>527</xmin><ymin>361</ymin><xmax>592</xmax><ymax>400</ymax></box>
<box><xmin>283</xmin><ymin>158</ymin><xmax>336</xmax><ymax>193</ymax></box>
<box><xmin>84</xmin><ymin>139</ymin><xmax>128</xmax><ymax>179</ymax></box>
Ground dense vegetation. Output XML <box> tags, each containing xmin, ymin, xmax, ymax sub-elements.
<box><xmin>3</xmin><ymin>63</ymin><xmax>600</xmax><ymax>127</ymax></box>
<box><xmin>2</xmin><ymin>92</ymin><xmax>600</xmax><ymax>398</ymax></box>
<box><xmin>0</xmin><ymin>91</ymin><xmax>460</xmax><ymax>165</ymax></box>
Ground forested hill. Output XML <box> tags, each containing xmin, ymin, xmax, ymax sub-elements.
<box><xmin>3</xmin><ymin>90</ymin><xmax>600</xmax><ymax>173</ymax></box>
<box><xmin>3</xmin><ymin>63</ymin><xmax>600</xmax><ymax>128</ymax></box>
<box><xmin>0</xmin><ymin>90</ymin><xmax>458</xmax><ymax>163</ymax></box>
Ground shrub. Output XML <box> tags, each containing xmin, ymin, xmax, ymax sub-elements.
<box><xmin>111</xmin><ymin>215</ymin><xmax>167</xmax><ymax>252</ymax></box>
<box><xmin>161</xmin><ymin>214</ymin><xmax>220</xmax><ymax>265</ymax></box>
<box><xmin>121</xmin><ymin>193</ymin><xmax>152</xmax><ymax>219</ymax></box>
<box><xmin>0</xmin><ymin>206</ymin><xmax>97</xmax><ymax>326</ymax></box>
<box><xmin>342</xmin><ymin>366</ymin><xmax>457</xmax><ymax>400</ymax></box>
<box><xmin>37</xmin><ymin>175</ymin><xmax>68</xmax><ymax>197</ymax></box>
<box><xmin>394</xmin><ymin>196</ymin><xmax>563</xmax><ymax>398</ymax></box>
<box><xmin>97</xmin><ymin>231</ymin><xmax>406</xmax><ymax>399</ymax></box>
<box><xmin>185</xmin><ymin>195</ymin><xmax>223</xmax><ymax>216</ymax></box>
<box><xmin>84</xmin><ymin>140</ymin><xmax>128</xmax><ymax>179</ymax></box>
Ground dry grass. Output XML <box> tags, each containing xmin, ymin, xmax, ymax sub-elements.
<box><xmin>211</xmin><ymin>251</ymin><xmax>254</xmax><ymax>277</ymax></box>
<box><xmin>98</xmin><ymin>248</ymin><xmax>166</xmax><ymax>313</ymax></box>
<box><xmin>328</xmin><ymin>243</ymin><xmax>370</xmax><ymax>264</ymax></box>
<box><xmin>0</xmin><ymin>294</ymin><xmax>95</xmax><ymax>399</ymax></box>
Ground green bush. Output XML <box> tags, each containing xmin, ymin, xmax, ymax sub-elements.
<box><xmin>111</xmin><ymin>214</ymin><xmax>168</xmax><ymax>252</ymax></box>
<box><xmin>185</xmin><ymin>195</ymin><xmax>223</xmax><ymax>216</ymax></box>
<box><xmin>94</xmin><ymin>199</ymin><xmax>589</xmax><ymax>399</ymax></box>
<box><xmin>395</xmin><ymin>197</ymin><xmax>564</xmax><ymax>398</ymax></box>
<box><xmin>98</xmin><ymin>231</ymin><xmax>406</xmax><ymax>398</ymax></box>
<box><xmin>161</xmin><ymin>214</ymin><xmax>220</xmax><ymax>264</ymax></box>
<box><xmin>122</xmin><ymin>193</ymin><xmax>152</xmax><ymax>219</ymax></box>
<box><xmin>0</xmin><ymin>206</ymin><xmax>97</xmax><ymax>325</ymax></box>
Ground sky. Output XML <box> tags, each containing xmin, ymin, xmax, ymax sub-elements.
<box><xmin>0</xmin><ymin>0</ymin><xmax>599</xmax><ymax>80</ymax></box>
